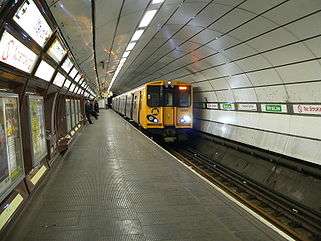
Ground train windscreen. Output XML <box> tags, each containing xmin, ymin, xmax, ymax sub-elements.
<box><xmin>147</xmin><ymin>86</ymin><xmax>161</xmax><ymax>107</ymax></box>
<box><xmin>175</xmin><ymin>86</ymin><xmax>191</xmax><ymax>107</ymax></box>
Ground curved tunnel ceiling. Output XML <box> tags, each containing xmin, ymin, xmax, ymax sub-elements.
<box><xmin>45</xmin><ymin>0</ymin><xmax>321</xmax><ymax>163</ymax></box>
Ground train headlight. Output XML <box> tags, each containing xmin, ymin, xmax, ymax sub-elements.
<box><xmin>147</xmin><ymin>115</ymin><xmax>158</xmax><ymax>123</ymax></box>
<box><xmin>180</xmin><ymin>115</ymin><xmax>191</xmax><ymax>123</ymax></box>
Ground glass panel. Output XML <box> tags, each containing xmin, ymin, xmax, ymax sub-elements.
<box><xmin>61</xmin><ymin>57</ymin><xmax>73</xmax><ymax>73</ymax></box>
<box><xmin>71</xmin><ymin>100</ymin><xmax>76</xmax><ymax>127</ymax></box>
<box><xmin>65</xmin><ymin>99</ymin><xmax>71</xmax><ymax>132</ymax></box>
<box><xmin>175</xmin><ymin>86</ymin><xmax>191</xmax><ymax>107</ymax></box>
<box><xmin>69</xmin><ymin>83</ymin><xmax>75</xmax><ymax>92</ymax></box>
<box><xmin>63</xmin><ymin>79</ymin><xmax>71</xmax><ymax>89</ymax></box>
<box><xmin>28</xmin><ymin>96</ymin><xmax>47</xmax><ymax>167</ymax></box>
<box><xmin>0</xmin><ymin>31</ymin><xmax>37</xmax><ymax>73</ymax></box>
<box><xmin>163</xmin><ymin>87</ymin><xmax>174</xmax><ymax>107</ymax></box>
<box><xmin>147</xmin><ymin>86</ymin><xmax>161</xmax><ymax>107</ymax></box>
<box><xmin>69</xmin><ymin>68</ymin><xmax>78</xmax><ymax>79</ymax></box>
<box><xmin>53</xmin><ymin>72</ymin><xmax>65</xmax><ymax>87</ymax></box>
<box><xmin>77</xmin><ymin>100</ymin><xmax>81</xmax><ymax>121</ymax></box>
<box><xmin>74</xmin><ymin>74</ymin><xmax>81</xmax><ymax>83</ymax></box>
<box><xmin>47</xmin><ymin>39</ymin><xmax>66</xmax><ymax>62</ymax></box>
<box><xmin>0</xmin><ymin>94</ymin><xmax>24</xmax><ymax>202</ymax></box>
<box><xmin>35</xmin><ymin>60</ymin><xmax>55</xmax><ymax>82</ymax></box>
<box><xmin>13</xmin><ymin>0</ymin><xmax>52</xmax><ymax>47</ymax></box>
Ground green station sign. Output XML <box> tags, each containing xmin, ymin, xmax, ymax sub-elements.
<box><xmin>265</xmin><ymin>104</ymin><xmax>282</xmax><ymax>112</ymax></box>
<box><xmin>222</xmin><ymin>103</ymin><xmax>234</xmax><ymax>110</ymax></box>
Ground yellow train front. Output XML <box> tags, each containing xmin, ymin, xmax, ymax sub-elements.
<box><xmin>113</xmin><ymin>80</ymin><xmax>193</xmax><ymax>141</ymax></box>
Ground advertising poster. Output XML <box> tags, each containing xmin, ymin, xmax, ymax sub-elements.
<box><xmin>29</xmin><ymin>97</ymin><xmax>47</xmax><ymax>167</ymax></box>
<box><xmin>71</xmin><ymin>100</ymin><xmax>76</xmax><ymax>128</ymax></box>
<box><xmin>0</xmin><ymin>94</ymin><xmax>24</xmax><ymax>203</ymax></box>
<box><xmin>65</xmin><ymin>99</ymin><xmax>71</xmax><ymax>132</ymax></box>
<box><xmin>0</xmin><ymin>99</ymin><xmax>9</xmax><ymax>182</ymax></box>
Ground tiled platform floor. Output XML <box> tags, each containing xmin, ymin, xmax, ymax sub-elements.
<box><xmin>2</xmin><ymin>110</ymin><xmax>289</xmax><ymax>241</ymax></box>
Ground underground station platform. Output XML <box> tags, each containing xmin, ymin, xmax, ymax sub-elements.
<box><xmin>2</xmin><ymin>111</ymin><xmax>290</xmax><ymax>241</ymax></box>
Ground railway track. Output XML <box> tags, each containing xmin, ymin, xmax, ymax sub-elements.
<box><xmin>162</xmin><ymin>143</ymin><xmax>321</xmax><ymax>241</ymax></box>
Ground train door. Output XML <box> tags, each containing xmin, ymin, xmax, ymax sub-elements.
<box><xmin>138</xmin><ymin>91</ymin><xmax>142</xmax><ymax>124</ymax></box>
<box><xmin>130</xmin><ymin>93</ymin><xmax>134</xmax><ymax>119</ymax></box>
<box><xmin>163</xmin><ymin>87</ymin><xmax>175</xmax><ymax>126</ymax></box>
<box><xmin>132</xmin><ymin>92</ymin><xmax>140</xmax><ymax>123</ymax></box>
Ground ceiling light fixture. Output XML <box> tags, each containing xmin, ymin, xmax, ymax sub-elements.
<box><xmin>107</xmin><ymin>1</ymin><xmax>164</xmax><ymax>93</ymax></box>
<box><xmin>152</xmin><ymin>0</ymin><xmax>164</xmax><ymax>4</ymax></box>
<box><xmin>131</xmin><ymin>29</ymin><xmax>145</xmax><ymax>42</ymax></box>
<box><xmin>126</xmin><ymin>42</ymin><xmax>136</xmax><ymax>51</ymax></box>
<box><xmin>139</xmin><ymin>10</ymin><xmax>157</xmax><ymax>28</ymax></box>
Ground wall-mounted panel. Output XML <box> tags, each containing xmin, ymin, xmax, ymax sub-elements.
<box><xmin>0</xmin><ymin>93</ymin><xmax>24</xmax><ymax>202</ymax></box>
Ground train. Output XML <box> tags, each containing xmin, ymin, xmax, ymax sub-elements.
<box><xmin>113</xmin><ymin>80</ymin><xmax>193</xmax><ymax>141</ymax></box>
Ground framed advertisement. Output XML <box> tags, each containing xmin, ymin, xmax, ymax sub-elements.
<box><xmin>28</xmin><ymin>96</ymin><xmax>47</xmax><ymax>168</ymax></box>
<box><xmin>0</xmin><ymin>93</ymin><xmax>24</xmax><ymax>202</ymax></box>
<box><xmin>13</xmin><ymin>0</ymin><xmax>52</xmax><ymax>47</ymax></box>
<box><xmin>65</xmin><ymin>99</ymin><xmax>71</xmax><ymax>132</ymax></box>
<box><xmin>71</xmin><ymin>100</ymin><xmax>76</xmax><ymax>128</ymax></box>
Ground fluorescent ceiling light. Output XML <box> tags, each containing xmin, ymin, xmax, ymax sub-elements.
<box><xmin>139</xmin><ymin>10</ymin><xmax>157</xmax><ymax>28</ymax></box>
<box><xmin>123</xmin><ymin>51</ymin><xmax>130</xmax><ymax>58</ymax></box>
<box><xmin>152</xmin><ymin>0</ymin><xmax>164</xmax><ymax>4</ymax></box>
<box><xmin>126</xmin><ymin>42</ymin><xmax>136</xmax><ymax>51</ymax></box>
<box><xmin>131</xmin><ymin>29</ymin><xmax>144</xmax><ymax>42</ymax></box>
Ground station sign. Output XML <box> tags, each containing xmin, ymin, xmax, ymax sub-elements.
<box><xmin>35</xmin><ymin>60</ymin><xmax>55</xmax><ymax>82</ymax></box>
<box><xmin>0</xmin><ymin>31</ymin><xmax>37</xmax><ymax>73</ymax></box>
<box><xmin>13</xmin><ymin>0</ymin><xmax>52</xmax><ymax>47</ymax></box>
<box><xmin>293</xmin><ymin>104</ymin><xmax>321</xmax><ymax>115</ymax></box>
<box><xmin>47</xmin><ymin>39</ymin><xmax>66</xmax><ymax>63</ymax></box>
<box><xmin>238</xmin><ymin>103</ymin><xmax>257</xmax><ymax>112</ymax></box>
<box><xmin>206</xmin><ymin>103</ymin><xmax>219</xmax><ymax>109</ymax></box>
<box><xmin>220</xmin><ymin>103</ymin><xmax>235</xmax><ymax>111</ymax></box>
<box><xmin>261</xmin><ymin>104</ymin><xmax>287</xmax><ymax>113</ymax></box>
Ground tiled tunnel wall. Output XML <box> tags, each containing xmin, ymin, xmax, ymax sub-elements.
<box><xmin>116</xmin><ymin>0</ymin><xmax>321</xmax><ymax>165</ymax></box>
<box><xmin>49</xmin><ymin>0</ymin><xmax>321</xmax><ymax>164</ymax></box>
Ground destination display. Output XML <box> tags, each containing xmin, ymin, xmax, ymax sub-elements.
<box><xmin>13</xmin><ymin>0</ymin><xmax>52</xmax><ymax>47</ymax></box>
<box><xmin>0</xmin><ymin>94</ymin><xmax>24</xmax><ymax>203</ymax></box>
<box><xmin>35</xmin><ymin>60</ymin><xmax>55</xmax><ymax>82</ymax></box>
<box><xmin>0</xmin><ymin>31</ymin><xmax>37</xmax><ymax>73</ymax></box>
<box><xmin>65</xmin><ymin>99</ymin><xmax>71</xmax><ymax>132</ymax></box>
<box><xmin>47</xmin><ymin>39</ymin><xmax>66</xmax><ymax>63</ymax></box>
<box><xmin>29</xmin><ymin>96</ymin><xmax>47</xmax><ymax>167</ymax></box>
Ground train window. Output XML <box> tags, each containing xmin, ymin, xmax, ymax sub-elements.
<box><xmin>147</xmin><ymin>86</ymin><xmax>161</xmax><ymax>107</ymax></box>
<box><xmin>163</xmin><ymin>87</ymin><xmax>174</xmax><ymax>107</ymax></box>
<box><xmin>175</xmin><ymin>86</ymin><xmax>191</xmax><ymax>107</ymax></box>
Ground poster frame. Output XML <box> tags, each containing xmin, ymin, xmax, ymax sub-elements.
<box><xmin>27</xmin><ymin>95</ymin><xmax>48</xmax><ymax>169</ymax></box>
<box><xmin>0</xmin><ymin>92</ymin><xmax>25</xmax><ymax>203</ymax></box>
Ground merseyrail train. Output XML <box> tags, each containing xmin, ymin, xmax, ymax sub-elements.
<box><xmin>113</xmin><ymin>80</ymin><xmax>192</xmax><ymax>141</ymax></box>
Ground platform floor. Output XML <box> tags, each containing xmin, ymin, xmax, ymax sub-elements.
<box><xmin>3</xmin><ymin>110</ymin><xmax>289</xmax><ymax>241</ymax></box>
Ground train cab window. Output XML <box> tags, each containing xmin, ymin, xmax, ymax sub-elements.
<box><xmin>147</xmin><ymin>86</ymin><xmax>161</xmax><ymax>107</ymax></box>
<box><xmin>163</xmin><ymin>87</ymin><xmax>174</xmax><ymax>107</ymax></box>
<box><xmin>175</xmin><ymin>86</ymin><xmax>191</xmax><ymax>107</ymax></box>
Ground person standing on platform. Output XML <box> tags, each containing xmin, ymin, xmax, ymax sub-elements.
<box><xmin>94</xmin><ymin>100</ymin><xmax>99</xmax><ymax>114</ymax></box>
<box><xmin>90</xmin><ymin>100</ymin><xmax>98</xmax><ymax>120</ymax></box>
<box><xmin>85</xmin><ymin>100</ymin><xmax>93</xmax><ymax>124</ymax></box>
